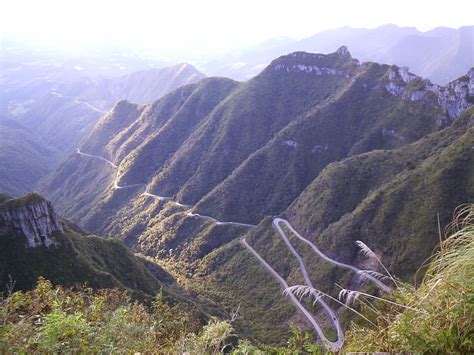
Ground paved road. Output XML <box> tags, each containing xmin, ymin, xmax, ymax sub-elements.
<box><xmin>77</xmin><ymin>147</ymin><xmax>389</xmax><ymax>349</ymax></box>
<box><xmin>187</xmin><ymin>212</ymin><xmax>256</xmax><ymax>228</ymax></box>
<box><xmin>76</xmin><ymin>148</ymin><xmax>118</xmax><ymax>168</ymax></box>
<box><xmin>76</xmin><ymin>148</ymin><xmax>256</xmax><ymax>228</ymax></box>
<box><xmin>74</xmin><ymin>98</ymin><xmax>108</xmax><ymax>113</ymax></box>
<box><xmin>240</xmin><ymin>238</ymin><xmax>341</xmax><ymax>351</ymax></box>
<box><xmin>273</xmin><ymin>218</ymin><xmax>391</xmax><ymax>293</ymax></box>
<box><xmin>271</xmin><ymin>219</ymin><xmax>344</xmax><ymax>348</ymax></box>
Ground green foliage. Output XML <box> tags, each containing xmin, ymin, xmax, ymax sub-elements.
<box><xmin>195</xmin><ymin>62</ymin><xmax>442</xmax><ymax>224</ymax></box>
<box><xmin>344</xmin><ymin>205</ymin><xmax>474</xmax><ymax>352</ymax></box>
<box><xmin>0</xmin><ymin>278</ymin><xmax>221</xmax><ymax>353</ymax></box>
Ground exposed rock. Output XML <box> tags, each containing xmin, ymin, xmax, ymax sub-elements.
<box><xmin>0</xmin><ymin>193</ymin><xmax>62</xmax><ymax>247</ymax></box>
<box><xmin>469</xmin><ymin>68</ymin><xmax>474</xmax><ymax>96</ymax></box>
<box><xmin>274</xmin><ymin>63</ymin><xmax>349</xmax><ymax>76</ymax></box>
<box><xmin>311</xmin><ymin>144</ymin><xmax>329</xmax><ymax>153</ymax></box>
<box><xmin>271</xmin><ymin>48</ymin><xmax>359</xmax><ymax>77</ymax></box>
<box><xmin>336</xmin><ymin>45</ymin><xmax>351</xmax><ymax>57</ymax></box>
<box><xmin>283</xmin><ymin>139</ymin><xmax>299</xmax><ymax>148</ymax></box>
<box><xmin>433</xmin><ymin>70</ymin><xmax>474</xmax><ymax>119</ymax></box>
<box><xmin>384</xmin><ymin>66</ymin><xmax>474</xmax><ymax>120</ymax></box>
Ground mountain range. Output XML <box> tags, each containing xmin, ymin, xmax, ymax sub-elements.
<box><xmin>203</xmin><ymin>24</ymin><xmax>474</xmax><ymax>85</ymax></box>
<box><xmin>0</xmin><ymin>63</ymin><xmax>205</xmax><ymax>196</ymax></box>
<box><xmin>40</xmin><ymin>46</ymin><xmax>474</xmax><ymax>343</ymax></box>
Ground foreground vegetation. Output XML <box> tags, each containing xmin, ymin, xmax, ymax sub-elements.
<box><xmin>343</xmin><ymin>205</ymin><xmax>474</xmax><ymax>352</ymax></box>
<box><xmin>0</xmin><ymin>278</ymin><xmax>229</xmax><ymax>353</ymax></box>
<box><xmin>0</xmin><ymin>277</ymin><xmax>327</xmax><ymax>353</ymax></box>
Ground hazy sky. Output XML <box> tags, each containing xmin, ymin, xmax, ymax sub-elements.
<box><xmin>1</xmin><ymin>0</ymin><xmax>472</xmax><ymax>52</ymax></box>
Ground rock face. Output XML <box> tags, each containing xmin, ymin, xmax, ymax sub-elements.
<box><xmin>0</xmin><ymin>193</ymin><xmax>63</xmax><ymax>247</ymax></box>
<box><xmin>270</xmin><ymin>47</ymin><xmax>359</xmax><ymax>77</ymax></box>
<box><xmin>384</xmin><ymin>66</ymin><xmax>474</xmax><ymax>120</ymax></box>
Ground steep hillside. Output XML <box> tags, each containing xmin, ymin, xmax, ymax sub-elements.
<box><xmin>0</xmin><ymin>192</ymin><xmax>173</xmax><ymax>297</ymax></box>
<box><xmin>194</xmin><ymin>109</ymin><xmax>473</xmax><ymax>342</ymax></box>
<box><xmin>193</xmin><ymin>62</ymin><xmax>446</xmax><ymax>223</ymax></box>
<box><xmin>19</xmin><ymin>63</ymin><xmax>205</xmax><ymax>157</ymax></box>
<box><xmin>0</xmin><ymin>118</ymin><xmax>60</xmax><ymax>195</ymax></box>
<box><xmin>44</xmin><ymin>47</ymin><xmax>361</xmax><ymax>226</ymax></box>
<box><xmin>0</xmin><ymin>63</ymin><xmax>205</xmax><ymax>198</ymax></box>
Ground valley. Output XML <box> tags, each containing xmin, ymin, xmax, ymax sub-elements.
<box><xmin>38</xmin><ymin>46</ymin><xmax>473</xmax><ymax>345</ymax></box>
<box><xmin>1</xmin><ymin>15</ymin><xmax>473</xmax><ymax>351</ymax></box>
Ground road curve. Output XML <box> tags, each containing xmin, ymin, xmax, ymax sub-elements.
<box><xmin>76</xmin><ymin>147</ymin><xmax>386</xmax><ymax>349</ymax></box>
<box><xmin>241</xmin><ymin>237</ymin><xmax>340</xmax><ymax>351</ymax></box>
<box><xmin>74</xmin><ymin>98</ymin><xmax>108</xmax><ymax>113</ymax></box>
<box><xmin>187</xmin><ymin>212</ymin><xmax>257</xmax><ymax>228</ymax></box>
<box><xmin>271</xmin><ymin>219</ymin><xmax>344</xmax><ymax>348</ymax></box>
<box><xmin>273</xmin><ymin>218</ymin><xmax>391</xmax><ymax>293</ymax></box>
<box><xmin>76</xmin><ymin>148</ymin><xmax>256</xmax><ymax>228</ymax></box>
<box><xmin>76</xmin><ymin>148</ymin><xmax>118</xmax><ymax>168</ymax></box>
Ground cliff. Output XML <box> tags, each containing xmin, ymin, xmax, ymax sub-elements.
<box><xmin>0</xmin><ymin>193</ymin><xmax>63</xmax><ymax>247</ymax></box>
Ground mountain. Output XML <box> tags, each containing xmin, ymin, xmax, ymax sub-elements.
<box><xmin>41</xmin><ymin>48</ymin><xmax>474</xmax><ymax>343</ymax></box>
<box><xmin>0</xmin><ymin>192</ymin><xmax>175</xmax><ymax>297</ymax></box>
<box><xmin>0</xmin><ymin>118</ymin><xmax>60</xmax><ymax>196</ymax></box>
<box><xmin>0</xmin><ymin>63</ymin><xmax>205</xmax><ymax>197</ymax></box>
<box><xmin>18</xmin><ymin>63</ymin><xmax>205</xmax><ymax>155</ymax></box>
<box><xmin>203</xmin><ymin>25</ymin><xmax>474</xmax><ymax>85</ymax></box>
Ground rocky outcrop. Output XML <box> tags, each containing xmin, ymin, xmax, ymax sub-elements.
<box><xmin>0</xmin><ymin>193</ymin><xmax>62</xmax><ymax>247</ymax></box>
<box><xmin>270</xmin><ymin>47</ymin><xmax>360</xmax><ymax>77</ymax></box>
<box><xmin>384</xmin><ymin>66</ymin><xmax>474</xmax><ymax>120</ymax></box>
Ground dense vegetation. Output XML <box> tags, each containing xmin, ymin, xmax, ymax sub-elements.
<box><xmin>0</xmin><ymin>193</ymin><xmax>179</xmax><ymax>302</ymax></box>
<box><xmin>344</xmin><ymin>205</ymin><xmax>474</xmax><ymax>352</ymax></box>
<box><xmin>0</xmin><ymin>278</ymin><xmax>223</xmax><ymax>353</ymax></box>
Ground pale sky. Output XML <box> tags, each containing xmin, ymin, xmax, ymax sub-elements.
<box><xmin>1</xmin><ymin>0</ymin><xmax>473</xmax><ymax>52</ymax></box>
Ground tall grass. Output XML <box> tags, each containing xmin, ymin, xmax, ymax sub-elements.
<box><xmin>286</xmin><ymin>205</ymin><xmax>474</xmax><ymax>352</ymax></box>
<box><xmin>344</xmin><ymin>204</ymin><xmax>474</xmax><ymax>352</ymax></box>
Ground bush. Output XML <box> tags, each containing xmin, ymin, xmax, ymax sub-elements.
<box><xmin>0</xmin><ymin>278</ymin><xmax>238</xmax><ymax>353</ymax></box>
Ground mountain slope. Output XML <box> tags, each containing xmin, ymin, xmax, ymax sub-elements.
<box><xmin>0</xmin><ymin>64</ymin><xmax>205</xmax><ymax>198</ymax></box>
<box><xmin>148</xmin><ymin>49</ymin><xmax>360</xmax><ymax>205</ymax></box>
<box><xmin>193</xmin><ymin>62</ymin><xmax>445</xmax><ymax>223</ymax></box>
<box><xmin>0</xmin><ymin>193</ymin><xmax>171</xmax><ymax>296</ymax></box>
<box><xmin>40</xmin><ymin>49</ymin><xmax>474</xmax><ymax>343</ymax></box>
<box><xmin>0</xmin><ymin>118</ymin><xmax>60</xmax><ymax>195</ymax></box>
<box><xmin>19</xmin><ymin>63</ymin><xmax>205</xmax><ymax>156</ymax></box>
<box><xmin>196</xmin><ymin>109</ymin><xmax>473</xmax><ymax>342</ymax></box>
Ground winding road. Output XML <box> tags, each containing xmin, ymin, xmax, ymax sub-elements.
<box><xmin>271</xmin><ymin>219</ymin><xmax>344</xmax><ymax>349</ymax></box>
<box><xmin>273</xmin><ymin>218</ymin><xmax>392</xmax><ymax>293</ymax></box>
<box><xmin>76</xmin><ymin>148</ymin><xmax>257</xmax><ymax>227</ymax></box>
<box><xmin>241</xmin><ymin>237</ymin><xmax>341</xmax><ymax>351</ymax></box>
<box><xmin>240</xmin><ymin>219</ymin><xmax>390</xmax><ymax>351</ymax></box>
<box><xmin>74</xmin><ymin>98</ymin><xmax>108</xmax><ymax>113</ymax></box>
<box><xmin>76</xmin><ymin>147</ymin><xmax>390</xmax><ymax>351</ymax></box>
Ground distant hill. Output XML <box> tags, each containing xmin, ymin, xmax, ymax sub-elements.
<box><xmin>0</xmin><ymin>118</ymin><xmax>60</xmax><ymax>196</ymax></box>
<box><xmin>18</xmin><ymin>63</ymin><xmax>205</xmax><ymax>154</ymax></box>
<box><xmin>0</xmin><ymin>64</ymin><xmax>205</xmax><ymax>196</ymax></box>
<box><xmin>203</xmin><ymin>25</ymin><xmax>474</xmax><ymax>84</ymax></box>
